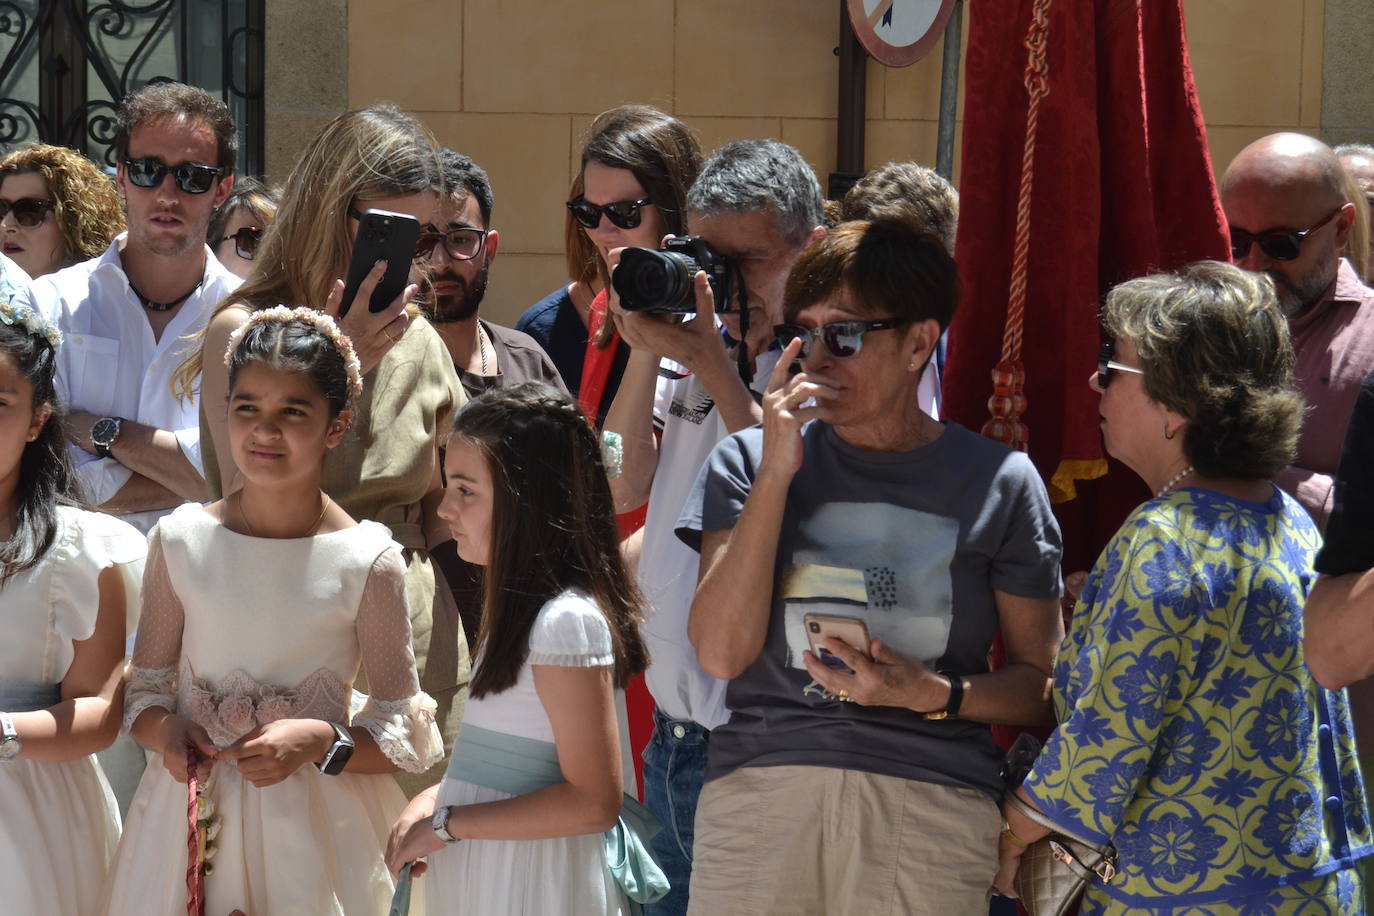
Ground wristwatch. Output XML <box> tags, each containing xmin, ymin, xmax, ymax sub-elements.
<box><xmin>0</xmin><ymin>712</ymin><xmax>21</xmax><ymax>761</ymax></box>
<box><xmin>316</xmin><ymin>722</ymin><xmax>355</xmax><ymax>775</ymax></box>
<box><xmin>923</xmin><ymin>673</ymin><xmax>965</xmax><ymax>721</ymax></box>
<box><xmin>90</xmin><ymin>416</ymin><xmax>123</xmax><ymax>459</ymax></box>
<box><xmin>431</xmin><ymin>805</ymin><xmax>459</xmax><ymax>844</ymax></box>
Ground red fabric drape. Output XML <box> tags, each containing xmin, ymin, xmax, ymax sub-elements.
<box><xmin>945</xmin><ymin>0</ymin><xmax>1230</xmax><ymax>578</ymax></box>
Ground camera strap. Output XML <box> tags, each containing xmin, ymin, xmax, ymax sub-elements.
<box><xmin>732</xmin><ymin>263</ymin><xmax>754</xmax><ymax>386</ymax></box>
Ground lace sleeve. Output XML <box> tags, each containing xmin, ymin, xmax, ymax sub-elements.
<box><xmin>352</xmin><ymin>547</ymin><xmax>442</xmax><ymax>773</ymax></box>
<box><xmin>123</xmin><ymin>531</ymin><xmax>184</xmax><ymax>731</ymax></box>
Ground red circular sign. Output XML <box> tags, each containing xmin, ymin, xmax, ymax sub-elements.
<box><xmin>846</xmin><ymin>0</ymin><xmax>959</xmax><ymax>68</ymax></box>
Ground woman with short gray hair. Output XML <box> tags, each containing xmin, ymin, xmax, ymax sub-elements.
<box><xmin>995</xmin><ymin>260</ymin><xmax>1372</xmax><ymax>913</ymax></box>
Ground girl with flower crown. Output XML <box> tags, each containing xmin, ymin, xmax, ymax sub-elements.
<box><xmin>0</xmin><ymin>294</ymin><xmax>147</xmax><ymax>915</ymax></box>
<box><xmin>103</xmin><ymin>308</ymin><xmax>442</xmax><ymax>915</ymax></box>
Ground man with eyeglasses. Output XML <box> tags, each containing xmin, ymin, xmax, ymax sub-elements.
<box><xmin>602</xmin><ymin>140</ymin><xmax>826</xmax><ymax>916</ymax></box>
<box><xmin>12</xmin><ymin>81</ymin><xmax>239</xmax><ymax>535</ymax></box>
<box><xmin>422</xmin><ymin>148</ymin><xmax>565</xmax><ymax>644</ymax></box>
<box><xmin>1220</xmin><ymin>132</ymin><xmax>1374</xmax><ymax>530</ymax></box>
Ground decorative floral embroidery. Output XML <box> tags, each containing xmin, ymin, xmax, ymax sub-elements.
<box><xmin>181</xmin><ymin>662</ymin><xmax>350</xmax><ymax>747</ymax></box>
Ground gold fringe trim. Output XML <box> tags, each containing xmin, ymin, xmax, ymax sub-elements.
<box><xmin>1049</xmin><ymin>458</ymin><xmax>1109</xmax><ymax>504</ymax></box>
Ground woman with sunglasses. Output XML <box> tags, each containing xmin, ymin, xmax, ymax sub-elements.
<box><xmin>207</xmin><ymin>176</ymin><xmax>278</xmax><ymax>280</ymax></box>
<box><xmin>175</xmin><ymin>104</ymin><xmax>468</xmax><ymax>797</ymax></box>
<box><xmin>993</xmin><ymin>261</ymin><xmax>1372</xmax><ymax>913</ymax></box>
<box><xmin>0</xmin><ymin>144</ymin><xmax>125</xmax><ymax>279</ymax></box>
<box><xmin>678</xmin><ymin>219</ymin><xmax>1065</xmax><ymax>915</ymax></box>
<box><xmin>516</xmin><ymin>105</ymin><xmax>701</xmax><ymax>424</ymax></box>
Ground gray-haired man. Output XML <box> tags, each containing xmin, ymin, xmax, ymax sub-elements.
<box><xmin>603</xmin><ymin>140</ymin><xmax>825</xmax><ymax>916</ymax></box>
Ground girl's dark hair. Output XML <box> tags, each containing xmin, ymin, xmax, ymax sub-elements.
<box><xmin>226</xmin><ymin>317</ymin><xmax>353</xmax><ymax>417</ymax></box>
<box><xmin>0</xmin><ymin>323</ymin><xmax>76</xmax><ymax>586</ymax></box>
<box><xmin>454</xmin><ymin>381</ymin><xmax>649</xmax><ymax>698</ymax></box>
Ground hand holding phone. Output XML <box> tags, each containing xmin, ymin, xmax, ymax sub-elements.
<box><xmin>804</xmin><ymin>614</ymin><xmax>872</xmax><ymax>675</ymax></box>
<box><xmin>337</xmin><ymin>208</ymin><xmax>421</xmax><ymax>318</ymax></box>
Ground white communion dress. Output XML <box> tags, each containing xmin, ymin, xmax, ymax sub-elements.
<box><xmin>0</xmin><ymin>506</ymin><xmax>146</xmax><ymax>916</ymax></box>
<box><xmin>101</xmin><ymin>504</ymin><xmax>442</xmax><ymax>916</ymax></box>
<box><xmin>427</xmin><ymin>588</ymin><xmax>635</xmax><ymax>915</ymax></box>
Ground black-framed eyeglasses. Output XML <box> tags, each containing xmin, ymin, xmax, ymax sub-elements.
<box><xmin>1229</xmin><ymin>206</ymin><xmax>1343</xmax><ymax>261</ymax></box>
<box><xmin>414</xmin><ymin>226</ymin><xmax>490</xmax><ymax>262</ymax></box>
<box><xmin>1097</xmin><ymin>342</ymin><xmax>1145</xmax><ymax>388</ymax></box>
<box><xmin>123</xmin><ymin>157</ymin><xmax>225</xmax><ymax>194</ymax></box>
<box><xmin>0</xmin><ymin>197</ymin><xmax>55</xmax><ymax>228</ymax></box>
<box><xmin>220</xmin><ymin>226</ymin><xmax>263</xmax><ymax>260</ymax></box>
<box><xmin>566</xmin><ymin>196</ymin><xmax>654</xmax><ymax>230</ymax></box>
<box><xmin>774</xmin><ymin>318</ymin><xmax>901</xmax><ymax>360</ymax></box>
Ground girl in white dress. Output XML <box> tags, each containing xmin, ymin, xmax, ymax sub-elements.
<box><xmin>386</xmin><ymin>382</ymin><xmax>656</xmax><ymax>914</ymax></box>
<box><xmin>104</xmin><ymin>308</ymin><xmax>442</xmax><ymax>915</ymax></box>
<box><xmin>0</xmin><ymin>299</ymin><xmax>146</xmax><ymax>916</ymax></box>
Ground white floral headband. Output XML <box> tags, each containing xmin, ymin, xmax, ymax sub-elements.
<box><xmin>223</xmin><ymin>306</ymin><xmax>364</xmax><ymax>399</ymax></box>
<box><xmin>0</xmin><ymin>300</ymin><xmax>63</xmax><ymax>350</ymax></box>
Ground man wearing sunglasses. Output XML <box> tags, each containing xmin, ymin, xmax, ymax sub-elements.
<box><xmin>1220</xmin><ymin>132</ymin><xmax>1374</xmax><ymax>530</ymax></box>
<box><xmin>422</xmin><ymin>149</ymin><xmax>566</xmax><ymax>642</ymax></box>
<box><xmin>13</xmin><ymin>81</ymin><xmax>239</xmax><ymax>535</ymax></box>
<box><xmin>601</xmin><ymin>140</ymin><xmax>826</xmax><ymax>916</ymax></box>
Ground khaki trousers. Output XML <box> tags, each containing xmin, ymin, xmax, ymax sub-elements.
<box><xmin>688</xmin><ymin>764</ymin><xmax>1000</xmax><ymax>916</ymax></box>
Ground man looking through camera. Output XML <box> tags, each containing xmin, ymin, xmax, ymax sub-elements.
<box><xmin>602</xmin><ymin>139</ymin><xmax>825</xmax><ymax>916</ymax></box>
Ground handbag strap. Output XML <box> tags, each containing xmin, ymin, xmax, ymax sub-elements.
<box><xmin>1006</xmin><ymin>792</ymin><xmax>1118</xmax><ymax>882</ymax></box>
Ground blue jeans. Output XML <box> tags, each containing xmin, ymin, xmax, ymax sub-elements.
<box><xmin>642</xmin><ymin>708</ymin><xmax>709</xmax><ymax>916</ymax></box>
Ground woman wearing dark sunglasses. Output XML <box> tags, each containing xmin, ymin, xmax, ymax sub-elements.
<box><xmin>516</xmin><ymin>105</ymin><xmax>701</xmax><ymax>424</ymax></box>
<box><xmin>207</xmin><ymin>176</ymin><xmax>278</xmax><ymax>280</ymax></box>
<box><xmin>679</xmin><ymin>219</ymin><xmax>1065</xmax><ymax>915</ymax></box>
<box><xmin>993</xmin><ymin>261</ymin><xmax>1372</xmax><ymax>913</ymax></box>
<box><xmin>0</xmin><ymin>144</ymin><xmax>125</xmax><ymax>279</ymax></box>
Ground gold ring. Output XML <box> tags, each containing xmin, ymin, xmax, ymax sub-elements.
<box><xmin>383</xmin><ymin>328</ymin><xmax>398</xmax><ymax>344</ymax></box>
<box><xmin>837</xmin><ymin>689</ymin><xmax>850</xmax><ymax>699</ymax></box>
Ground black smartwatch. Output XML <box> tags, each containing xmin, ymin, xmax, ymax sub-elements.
<box><xmin>316</xmin><ymin>722</ymin><xmax>355</xmax><ymax>775</ymax></box>
<box><xmin>923</xmin><ymin>673</ymin><xmax>964</xmax><ymax>721</ymax></box>
<box><xmin>90</xmin><ymin>416</ymin><xmax>122</xmax><ymax>459</ymax></box>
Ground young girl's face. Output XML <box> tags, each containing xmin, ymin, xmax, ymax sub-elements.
<box><xmin>227</xmin><ymin>362</ymin><xmax>348</xmax><ymax>487</ymax></box>
<box><xmin>438</xmin><ymin>438</ymin><xmax>493</xmax><ymax>566</ymax></box>
<box><xmin>0</xmin><ymin>351</ymin><xmax>49</xmax><ymax>493</ymax></box>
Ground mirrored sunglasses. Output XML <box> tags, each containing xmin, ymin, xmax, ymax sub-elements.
<box><xmin>414</xmin><ymin>226</ymin><xmax>489</xmax><ymax>262</ymax></box>
<box><xmin>1097</xmin><ymin>342</ymin><xmax>1145</xmax><ymax>388</ymax></box>
<box><xmin>566</xmin><ymin>196</ymin><xmax>653</xmax><ymax>230</ymax></box>
<box><xmin>124</xmin><ymin>157</ymin><xmax>225</xmax><ymax>194</ymax></box>
<box><xmin>220</xmin><ymin>225</ymin><xmax>263</xmax><ymax>260</ymax></box>
<box><xmin>774</xmin><ymin>318</ymin><xmax>901</xmax><ymax>360</ymax></box>
<box><xmin>0</xmin><ymin>197</ymin><xmax>55</xmax><ymax>228</ymax></box>
<box><xmin>1229</xmin><ymin>206</ymin><xmax>1342</xmax><ymax>261</ymax></box>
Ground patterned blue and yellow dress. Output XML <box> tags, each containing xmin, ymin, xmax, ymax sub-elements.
<box><xmin>1022</xmin><ymin>486</ymin><xmax>1373</xmax><ymax>914</ymax></box>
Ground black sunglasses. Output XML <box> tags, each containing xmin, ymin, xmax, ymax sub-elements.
<box><xmin>220</xmin><ymin>225</ymin><xmax>263</xmax><ymax>260</ymax></box>
<box><xmin>774</xmin><ymin>318</ymin><xmax>901</xmax><ymax>360</ymax></box>
<box><xmin>1096</xmin><ymin>342</ymin><xmax>1145</xmax><ymax>388</ymax></box>
<box><xmin>566</xmin><ymin>196</ymin><xmax>654</xmax><ymax>230</ymax></box>
<box><xmin>0</xmin><ymin>197</ymin><xmax>55</xmax><ymax>228</ymax></box>
<box><xmin>415</xmin><ymin>226</ymin><xmax>490</xmax><ymax>262</ymax></box>
<box><xmin>1229</xmin><ymin>206</ymin><xmax>1343</xmax><ymax>261</ymax></box>
<box><xmin>124</xmin><ymin>157</ymin><xmax>225</xmax><ymax>194</ymax></box>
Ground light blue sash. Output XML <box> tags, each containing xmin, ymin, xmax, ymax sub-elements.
<box><xmin>0</xmin><ymin>680</ymin><xmax>61</xmax><ymax>712</ymax></box>
<box><xmin>446</xmin><ymin>724</ymin><xmax>670</xmax><ymax>909</ymax></box>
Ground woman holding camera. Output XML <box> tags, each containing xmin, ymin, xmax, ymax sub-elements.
<box><xmin>176</xmin><ymin>104</ymin><xmax>466</xmax><ymax>796</ymax></box>
<box><xmin>994</xmin><ymin>262</ymin><xmax>1372</xmax><ymax>912</ymax></box>
<box><xmin>679</xmin><ymin>219</ymin><xmax>1065</xmax><ymax>915</ymax></box>
<box><xmin>516</xmin><ymin>105</ymin><xmax>701</xmax><ymax>423</ymax></box>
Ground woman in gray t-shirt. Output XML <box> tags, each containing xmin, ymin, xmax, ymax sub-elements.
<box><xmin>678</xmin><ymin>219</ymin><xmax>1064</xmax><ymax>916</ymax></box>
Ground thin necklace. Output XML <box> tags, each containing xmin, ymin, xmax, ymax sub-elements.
<box><xmin>129</xmin><ymin>281</ymin><xmax>198</xmax><ymax>313</ymax></box>
<box><xmin>1156</xmin><ymin>465</ymin><xmax>1194</xmax><ymax>498</ymax></box>
<box><xmin>477</xmin><ymin>322</ymin><xmax>490</xmax><ymax>375</ymax></box>
<box><xmin>238</xmin><ymin>492</ymin><xmax>330</xmax><ymax>538</ymax></box>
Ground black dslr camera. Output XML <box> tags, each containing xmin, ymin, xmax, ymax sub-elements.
<box><xmin>612</xmin><ymin>236</ymin><xmax>735</xmax><ymax>314</ymax></box>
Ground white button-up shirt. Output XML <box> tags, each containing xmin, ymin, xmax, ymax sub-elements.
<box><xmin>14</xmin><ymin>235</ymin><xmax>241</xmax><ymax>532</ymax></box>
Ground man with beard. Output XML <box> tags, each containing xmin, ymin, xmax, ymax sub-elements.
<box><xmin>422</xmin><ymin>149</ymin><xmax>564</xmax><ymax>401</ymax></box>
<box><xmin>1221</xmin><ymin>132</ymin><xmax>1374</xmax><ymax>528</ymax></box>
<box><xmin>14</xmin><ymin>81</ymin><xmax>239</xmax><ymax>534</ymax></box>
<box><xmin>424</xmin><ymin>149</ymin><xmax>564</xmax><ymax>642</ymax></box>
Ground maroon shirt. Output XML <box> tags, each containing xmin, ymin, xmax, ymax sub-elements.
<box><xmin>1277</xmin><ymin>258</ymin><xmax>1374</xmax><ymax>528</ymax></box>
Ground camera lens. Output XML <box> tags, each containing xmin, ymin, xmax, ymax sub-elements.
<box><xmin>808</xmin><ymin>622</ymin><xmax>820</xmax><ymax>633</ymax></box>
<box><xmin>613</xmin><ymin>247</ymin><xmax>697</xmax><ymax>313</ymax></box>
